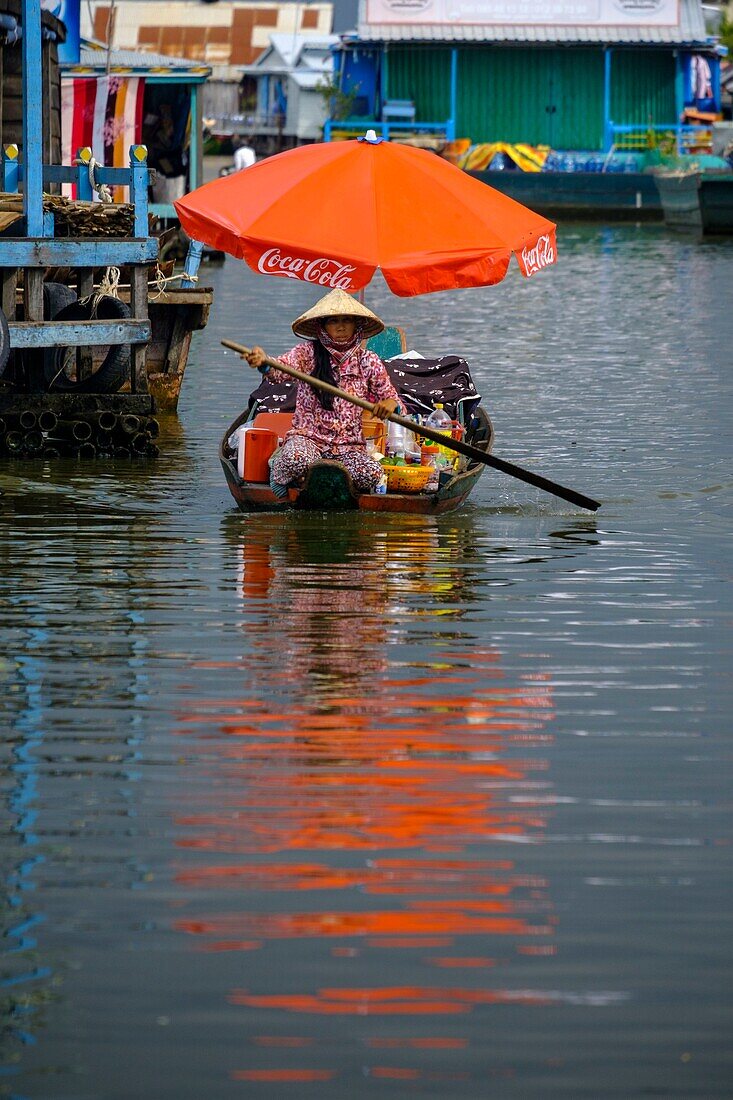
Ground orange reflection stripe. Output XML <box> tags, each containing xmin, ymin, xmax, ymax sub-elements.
<box><xmin>231</xmin><ymin>1069</ymin><xmax>334</xmax><ymax>1081</ymax></box>
<box><xmin>176</xmin><ymin>911</ymin><xmax>534</xmax><ymax>938</ymax></box>
<box><xmin>229</xmin><ymin>994</ymin><xmax>469</xmax><ymax>1016</ymax></box>
<box><xmin>370</xmin><ymin>1067</ymin><xmax>421</xmax><ymax>1079</ymax></box>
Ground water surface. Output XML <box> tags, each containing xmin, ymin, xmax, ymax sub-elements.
<box><xmin>1</xmin><ymin>223</ymin><xmax>731</xmax><ymax>1098</ymax></box>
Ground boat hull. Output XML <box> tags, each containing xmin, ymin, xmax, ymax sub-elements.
<box><xmin>220</xmin><ymin>409</ymin><xmax>494</xmax><ymax>515</ymax></box>
<box><xmin>653</xmin><ymin>170</ymin><xmax>733</xmax><ymax>233</ymax></box>
<box><xmin>467</xmin><ymin>170</ymin><xmax>662</xmax><ymax>219</ymax></box>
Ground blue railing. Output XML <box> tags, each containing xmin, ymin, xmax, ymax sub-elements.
<box><xmin>324</xmin><ymin>118</ymin><xmax>455</xmax><ymax>142</ymax></box>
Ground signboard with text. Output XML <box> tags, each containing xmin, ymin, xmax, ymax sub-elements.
<box><xmin>364</xmin><ymin>0</ymin><xmax>679</xmax><ymax>27</ymax></box>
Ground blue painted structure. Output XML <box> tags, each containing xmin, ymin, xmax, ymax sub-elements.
<box><xmin>323</xmin><ymin>43</ymin><xmax>458</xmax><ymax>142</ymax></box>
<box><xmin>61</xmin><ymin>43</ymin><xmax>211</xmax><ymax>222</ymax></box>
<box><xmin>0</xmin><ymin>0</ymin><xmax>204</xmax><ymax>395</ymax></box>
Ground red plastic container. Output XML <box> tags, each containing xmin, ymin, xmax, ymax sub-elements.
<box><xmin>243</xmin><ymin>428</ymin><xmax>278</xmax><ymax>482</ymax></box>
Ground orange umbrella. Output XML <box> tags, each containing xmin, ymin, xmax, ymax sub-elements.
<box><xmin>174</xmin><ymin>133</ymin><xmax>557</xmax><ymax>297</ymax></box>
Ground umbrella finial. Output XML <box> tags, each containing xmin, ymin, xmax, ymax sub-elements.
<box><xmin>359</xmin><ymin>129</ymin><xmax>383</xmax><ymax>145</ymax></box>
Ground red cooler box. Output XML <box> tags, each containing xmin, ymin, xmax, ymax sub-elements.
<box><xmin>238</xmin><ymin>427</ymin><xmax>278</xmax><ymax>482</ymax></box>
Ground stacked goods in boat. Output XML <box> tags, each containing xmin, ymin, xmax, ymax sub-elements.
<box><xmin>220</xmin><ymin>346</ymin><xmax>494</xmax><ymax>515</ymax></box>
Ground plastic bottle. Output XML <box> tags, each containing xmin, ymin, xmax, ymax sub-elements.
<box><xmin>425</xmin><ymin>403</ymin><xmax>452</xmax><ymax>447</ymax></box>
<box><xmin>425</xmin><ymin>403</ymin><xmax>452</xmax><ymax>432</ymax></box>
<box><xmin>386</xmin><ymin>420</ymin><xmax>406</xmax><ymax>457</ymax></box>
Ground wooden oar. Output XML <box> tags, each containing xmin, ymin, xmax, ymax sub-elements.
<box><xmin>222</xmin><ymin>338</ymin><xmax>601</xmax><ymax>512</ymax></box>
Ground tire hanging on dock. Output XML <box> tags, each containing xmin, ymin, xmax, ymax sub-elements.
<box><xmin>43</xmin><ymin>294</ymin><xmax>131</xmax><ymax>393</ymax></box>
<box><xmin>43</xmin><ymin>281</ymin><xmax>78</xmax><ymax>319</ymax></box>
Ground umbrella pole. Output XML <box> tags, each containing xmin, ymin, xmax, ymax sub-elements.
<box><xmin>222</xmin><ymin>338</ymin><xmax>601</xmax><ymax>512</ymax></box>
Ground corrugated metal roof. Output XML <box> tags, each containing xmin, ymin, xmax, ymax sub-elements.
<box><xmin>356</xmin><ymin>0</ymin><xmax>710</xmax><ymax>47</ymax></box>
<box><xmin>73</xmin><ymin>42</ymin><xmax>210</xmax><ymax>72</ymax></box>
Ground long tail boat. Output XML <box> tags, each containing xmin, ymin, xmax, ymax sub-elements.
<box><xmin>219</xmin><ymin>406</ymin><xmax>494</xmax><ymax>515</ymax></box>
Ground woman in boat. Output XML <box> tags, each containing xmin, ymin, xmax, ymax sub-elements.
<box><xmin>243</xmin><ymin>288</ymin><xmax>399</xmax><ymax>495</ymax></box>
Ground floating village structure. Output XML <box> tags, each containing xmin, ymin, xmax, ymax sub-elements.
<box><xmin>238</xmin><ymin>33</ymin><xmax>340</xmax><ymax>148</ymax></box>
<box><xmin>82</xmin><ymin>0</ymin><xmax>335</xmax><ymax>150</ymax></box>
<box><xmin>322</xmin><ymin>0</ymin><xmax>728</xmax><ymax>219</ymax></box>
<box><xmin>61</xmin><ymin>42</ymin><xmax>211</xmax><ymax>222</ymax></box>
<box><xmin>0</xmin><ymin>0</ymin><xmax>210</xmax><ymax>460</ymax></box>
<box><xmin>326</xmin><ymin>0</ymin><xmax>723</xmax><ymax>152</ymax></box>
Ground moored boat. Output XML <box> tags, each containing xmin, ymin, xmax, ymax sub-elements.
<box><xmin>653</xmin><ymin>168</ymin><xmax>733</xmax><ymax>233</ymax></box>
<box><xmin>220</xmin><ymin>406</ymin><xmax>494</xmax><ymax>515</ymax></box>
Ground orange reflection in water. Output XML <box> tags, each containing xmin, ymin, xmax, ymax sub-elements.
<box><xmin>174</xmin><ymin>520</ymin><xmax>558</xmax><ymax>1083</ymax></box>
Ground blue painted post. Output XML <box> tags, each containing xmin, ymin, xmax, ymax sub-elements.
<box><xmin>603</xmin><ymin>48</ymin><xmax>613</xmax><ymax>153</ymax></box>
<box><xmin>180</xmin><ymin>240</ymin><xmax>204</xmax><ymax>288</ymax></box>
<box><xmin>189</xmin><ymin>84</ymin><xmax>200</xmax><ymax>190</ymax></box>
<box><xmin>3</xmin><ymin>144</ymin><xmax>20</xmax><ymax>192</ymax></box>
<box><xmin>448</xmin><ymin>48</ymin><xmax>458</xmax><ymax>142</ymax></box>
<box><xmin>674</xmin><ymin>52</ymin><xmax>685</xmax><ymax>154</ymax></box>
<box><xmin>76</xmin><ymin>147</ymin><xmax>94</xmax><ymax>201</ymax></box>
<box><xmin>22</xmin><ymin>0</ymin><xmax>44</xmax><ymax>238</ymax></box>
<box><xmin>129</xmin><ymin>145</ymin><xmax>149</xmax><ymax>237</ymax></box>
<box><xmin>380</xmin><ymin>46</ymin><xmax>388</xmax><ymax>120</ymax></box>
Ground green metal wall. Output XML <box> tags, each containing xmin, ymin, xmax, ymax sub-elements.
<box><xmin>609</xmin><ymin>49</ymin><xmax>676</xmax><ymax>128</ymax></box>
<box><xmin>389</xmin><ymin>45</ymin><xmax>606</xmax><ymax>149</ymax></box>
<box><xmin>388</xmin><ymin>44</ymin><xmax>675</xmax><ymax>151</ymax></box>
<box><xmin>386</xmin><ymin>47</ymin><xmax>452</xmax><ymax>122</ymax></box>
<box><xmin>456</xmin><ymin>47</ymin><xmax>606</xmax><ymax>149</ymax></box>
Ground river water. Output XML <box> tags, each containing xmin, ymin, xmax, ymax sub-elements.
<box><xmin>1</xmin><ymin>223</ymin><xmax>731</xmax><ymax>1099</ymax></box>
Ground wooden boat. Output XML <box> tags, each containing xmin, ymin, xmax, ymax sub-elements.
<box><xmin>220</xmin><ymin>407</ymin><xmax>494</xmax><ymax>514</ymax></box>
<box><xmin>653</xmin><ymin>169</ymin><xmax>733</xmax><ymax>233</ymax></box>
<box><xmin>118</xmin><ymin>284</ymin><xmax>213</xmax><ymax>410</ymax></box>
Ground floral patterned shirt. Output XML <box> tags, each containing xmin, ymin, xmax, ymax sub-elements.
<box><xmin>267</xmin><ymin>342</ymin><xmax>399</xmax><ymax>453</ymax></box>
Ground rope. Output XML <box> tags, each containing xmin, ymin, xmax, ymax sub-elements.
<box><xmin>77</xmin><ymin>266</ymin><xmax>121</xmax><ymax>317</ymax></box>
<box><xmin>87</xmin><ymin>156</ymin><xmax>113</xmax><ymax>203</ymax></box>
<box><xmin>149</xmin><ymin>265</ymin><xmax>199</xmax><ymax>300</ymax></box>
<box><xmin>98</xmin><ymin>266</ymin><xmax>121</xmax><ymax>298</ymax></box>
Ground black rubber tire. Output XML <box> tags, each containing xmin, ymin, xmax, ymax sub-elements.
<box><xmin>43</xmin><ymin>281</ymin><xmax>78</xmax><ymax>320</ymax></box>
<box><xmin>0</xmin><ymin>306</ymin><xmax>9</xmax><ymax>377</ymax></box>
<box><xmin>43</xmin><ymin>295</ymin><xmax>131</xmax><ymax>393</ymax></box>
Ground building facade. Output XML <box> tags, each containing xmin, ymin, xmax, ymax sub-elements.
<box><xmin>329</xmin><ymin>0</ymin><xmax>724</xmax><ymax>151</ymax></box>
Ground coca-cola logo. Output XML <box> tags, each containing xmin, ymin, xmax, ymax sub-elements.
<box><xmin>521</xmin><ymin>234</ymin><xmax>555</xmax><ymax>276</ymax></box>
<box><xmin>257</xmin><ymin>247</ymin><xmax>357</xmax><ymax>290</ymax></box>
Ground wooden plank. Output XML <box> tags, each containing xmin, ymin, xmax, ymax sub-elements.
<box><xmin>0</xmin><ymin>393</ymin><xmax>155</xmax><ymax>415</ymax></box>
<box><xmin>0</xmin><ymin>239</ymin><xmax>159</xmax><ymax>266</ymax></box>
<box><xmin>8</xmin><ymin>319</ymin><xmax>151</xmax><ymax>348</ymax></box>
<box><xmin>129</xmin><ymin>265</ymin><xmax>149</xmax><ymax>394</ymax></box>
<box><xmin>41</xmin><ymin>166</ymin><xmax>133</xmax><ymax>185</ymax></box>
<box><xmin>77</xmin><ymin>271</ymin><xmax>95</xmax><ymax>379</ymax></box>
<box><xmin>163</xmin><ymin>309</ymin><xmax>188</xmax><ymax>376</ymax></box>
<box><xmin>1</xmin><ymin>268</ymin><xmax>16</xmax><ymax>320</ymax></box>
<box><xmin>24</xmin><ymin>269</ymin><xmax>44</xmax><ymax>321</ymax></box>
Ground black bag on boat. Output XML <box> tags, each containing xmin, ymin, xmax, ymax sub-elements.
<box><xmin>247</xmin><ymin>373</ymin><xmax>297</xmax><ymax>414</ymax></box>
<box><xmin>248</xmin><ymin>354</ymin><xmax>481</xmax><ymax>423</ymax></box>
<box><xmin>383</xmin><ymin>356</ymin><xmax>481</xmax><ymax>424</ymax></box>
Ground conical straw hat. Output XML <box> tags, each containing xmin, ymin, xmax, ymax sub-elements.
<box><xmin>292</xmin><ymin>288</ymin><xmax>384</xmax><ymax>340</ymax></box>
